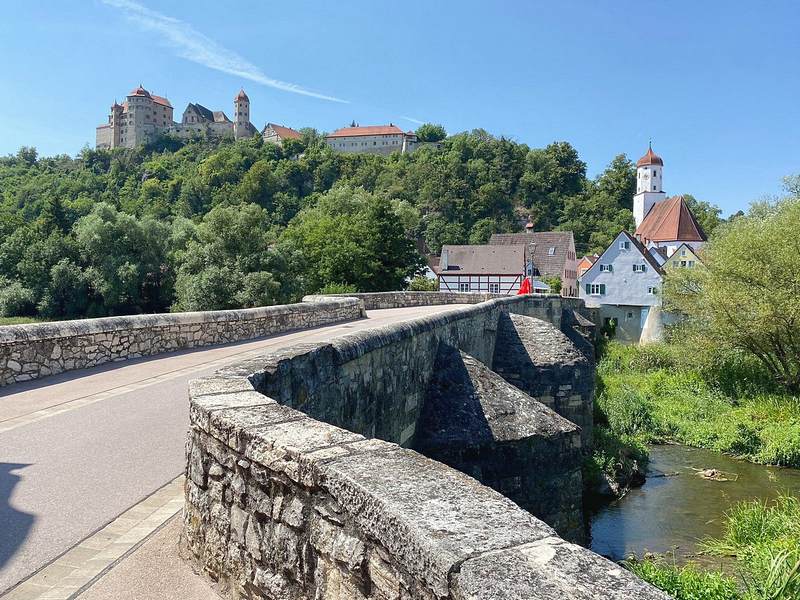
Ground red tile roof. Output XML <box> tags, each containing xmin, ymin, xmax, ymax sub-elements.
<box><xmin>635</xmin><ymin>195</ymin><xmax>706</xmax><ymax>243</ymax></box>
<box><xmin>266</xmin><ymin>123</ymin><xmax>301</xmax><ymax>139</ymax></box>
<box><xmin>129</xmin><ymin>85</ymin><xmax>150</xmax><ymax>98</ymax></box>
<box><xmin>151</xmin><ymin>94</ymin><xmax>172</xmax><ymax>108</ymax></box>
<box><xmin>127</xmin><ymin>86</ymin><xmax>172</xmax><ymax>108</ymax></box>
<box><xmin>235</xmin><ymin>88</ymin><xmax>249</xmax><ymax>102</ymax></box>
<box><xmin>327</xmin><ymin>125</ymin><xmax>407</xmax><ymax>138</ymax></box>
<box><xmin>636</xmin><ymin>145</ymin><xmax>663</xmax><ymax>167</ymax></box>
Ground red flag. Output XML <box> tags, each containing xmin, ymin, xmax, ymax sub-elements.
<box><xmin>517</xmin><ymin>277</ymin><xmax>531</xmax><ymax>295</ymax></box>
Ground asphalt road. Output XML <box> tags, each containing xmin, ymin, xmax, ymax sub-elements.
<box><xmin>0</xmin><ymin>305</ymin><xmax>463</xmax><ymax>594</ymax></box>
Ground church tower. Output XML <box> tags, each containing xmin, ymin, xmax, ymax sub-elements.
<box><xmin>233</xmin><ymin>89</ymin><xmax>250</xmax><ymax>140</ymax></box>
<box><xmin>633</xmin><ymin>143</ymin><xmax>666</xmax><ymax>228</ymax></box>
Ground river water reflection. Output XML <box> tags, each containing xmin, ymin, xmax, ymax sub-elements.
<box><xmin>588</xmin><ymin>444</ymin><xmax>800</xmax><ymax>562</ymax></box>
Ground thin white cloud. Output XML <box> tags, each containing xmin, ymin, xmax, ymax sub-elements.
<box><xmin>100</xmin><ymin>0</ymin><xmax>348</xmax><ymax>103</ymax></box>
<box><xmin>401</xmin><ymin>115</ymin><xmax>426</xmax><ymax>125</ymax></box>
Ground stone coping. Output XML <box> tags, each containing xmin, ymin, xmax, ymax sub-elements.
<box><xmin>0</xmin><ymin>298</ymin><xmax>361</xmax><ymax>344</ymax></box>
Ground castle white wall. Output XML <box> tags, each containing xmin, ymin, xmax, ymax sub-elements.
<box><xmin>325</xmin><ymin>133</ymin><xmax>420</xmax><ymax>155</ymax></box>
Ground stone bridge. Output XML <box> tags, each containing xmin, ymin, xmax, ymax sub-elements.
<box><xmin>0</xmin><ymin>292</ymin><xmax>665</xmax><ymax>599</ymax></box>
<box><xmin>183</xmin><ymin>293</ymin><xmax>667</xmax><ymax>600</ymax></box>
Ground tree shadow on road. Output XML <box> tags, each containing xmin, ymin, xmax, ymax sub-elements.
<box><xmin>0</xmin><ymin>463</ymin><xmax>35</xmax><ymax>573</ymax></box>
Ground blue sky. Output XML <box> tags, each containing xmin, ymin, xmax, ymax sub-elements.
<box><xmin>0</xmin><ymin>1</ymin><xmax>797</xmax><ymax>215</ymax></box>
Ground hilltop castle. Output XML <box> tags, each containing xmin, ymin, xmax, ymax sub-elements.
<box><xmin>96</xmin><ymin>86</ymin><xmax>262</xmax><ymax>149</ymax></box>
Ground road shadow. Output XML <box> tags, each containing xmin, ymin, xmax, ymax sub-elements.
<box><xmin>0</xmin><ymin>462</ymin><xmax>35</xmax><ymax>572</ymax></box>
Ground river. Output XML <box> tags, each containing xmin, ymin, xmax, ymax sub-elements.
<box><xmin>588</xmin><ymin>444</ymin><xmax>800</xmax><ymax>562</ymax></box>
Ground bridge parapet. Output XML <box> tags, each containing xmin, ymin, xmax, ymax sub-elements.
<box><xmin>184</xmin><ymin>296</ymin><xmax>667</xmax><ymax>599</ymax></box>
<box><xmin>0</xmin><ymin>298</ymin><xmax>362</xmax><ymax>386</ymax></box>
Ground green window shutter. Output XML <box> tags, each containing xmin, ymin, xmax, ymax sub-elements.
<box><xmin>608</xmin><ymin>264</ymin><xmax>613</xmax><ymax>272</ymax></box>
<box><xmin>585</xmin><ymin>283</ymin><xmax>590</xmax><ymax>294</ymax></box>
<box><xmin>632</xmin><ymin>264</ymin><xmax>637</xmax><ymax>272</ymax></box>
<box><xmin>600</xmin><ymin>284</ymin><xmax>606</xmax><ymax>295</ymax></box>
<box><xmin>642</xmin><ymin>265</ymin><xmax>647</xmax><ymax>272</ymax></box>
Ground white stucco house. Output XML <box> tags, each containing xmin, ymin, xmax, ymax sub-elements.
<box><xmin>580</xmin><ymin>231</ymin><xmax>665</xmax><ymax>343</ymax></box>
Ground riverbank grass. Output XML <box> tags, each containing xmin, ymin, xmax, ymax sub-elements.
<box><xmin>596</xmin><ymin>342</ymin><xmax>800</xmax><ymax>468</ymax></box>
<box><xmin>627</xmin><ymin>494</ymin><xmax>800</xmax><ymax>599</ymax></box>
<box><xmin>0</xmin><ymin>316</ymin><xmax>42</xmax><ymax>325</ymax></box>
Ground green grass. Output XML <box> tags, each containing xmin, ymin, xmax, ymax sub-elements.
<box><xmin>596</xmin><ymin>342</ymin><xmax>800</xmax><ymax>468</ymax></box>
<box><xmin>625</xmin><ymin>556</ymin><xmax>740</xmax><ymax>600</ymax></box>
<box><xmin>0</xmin><ymin>316</ymin><xmax>42</xmax><ymax>325</ymax></box>
<box><xmin>626</xmin><ymin>495</ymin><xmax>800</xmax><ymax>600</ymax></box>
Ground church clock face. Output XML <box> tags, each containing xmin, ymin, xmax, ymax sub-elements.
<box><xmin>643</xmin><ymin>171</ymin><xmax>650</xmax><ymax>180</ymax></box>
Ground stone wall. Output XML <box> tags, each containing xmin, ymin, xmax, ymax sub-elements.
<box><xmin>0</xmin><ymin>298</ymin><xmax>363</xmax><ymax>386</ymax></box>
<box><xmin>493</xmin><ymin>313</ymin><xmax>595</xmax><ymax>447</ymax></box>
<box><xmin>184</xmin><ymin>296</ymin><xmax>667</xmax><ymax>598</ymax></box>
<box><xmin>305</xmin><ymin>291</ymin><xmax>570</xmax><ymax>313</ymax></box>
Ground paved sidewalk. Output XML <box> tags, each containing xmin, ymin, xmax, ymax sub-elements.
<box><xmin>2</xmin><ymin>478</ymin><xmax>185</xmax><ymax>600</ymax></box>
<box><xmin>77</xmin><ymin>514</ymin><xmax>217</xmax><ymax>600</ymax></box>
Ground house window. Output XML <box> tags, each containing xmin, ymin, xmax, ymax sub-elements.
<box><xmin>681</xmin><ymin>249</ymin><xmax>687</xmax><ymax>257</ymax></box>
<box><xmin>548</xmin><ymin>247</ymin><xmax>555</xmax><ymax>255</ymax></box>
<box><xmin>489</xmin><ymin>283</ymin><xmax>500</xmax><ymax>294</ymax></box>
<box><xmin>627</xmin><ymin>311</ymin><xmax>634</xmax><ymax>319</ymax></box>
<box><xmin>458</xmin><ymin>283</ymin><xmax>470</xmax><ymax>293</ymax></box>
<box><xmin>688</xmin><ymin>260</ymin><xmax>695</xmax><ymax>267</ymax></box>
<box><xmin>619</xmin><ymin>241</ymin><xmax>630</xmax><ymax>250</ymax></box>
<box><xmin>600</xmin><ymin>264</ymin><xmax>613</xmax><ymax>272</ymax></box>
<box><xmin>586</xmin><ymin>283</ymin><xmax>605</xmax><ymax>295</ymax></box>
<box><xmin>672</xmin><ymin>260</ymin><xmax>679</xmax><ymax>267</ymax></box>
<box><xmin>633</xmin><ymin>264</ymin><xmax>647</xmax><ymax>273</ymax></box>
<box><xmin>647</xmin><ymin>286</ymin><xmax>658</xmax><ymax>294</ymax></box>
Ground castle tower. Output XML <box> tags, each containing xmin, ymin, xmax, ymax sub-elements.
<box><xmin>110</xmin><ymin>102</ymin><xmax>123</xmax><ymax>148</ymax></box>
<box><xmin>633</xmin><ymin>143</ymin><xmax>666</xmax><ymax>228</ymax></box>
<box><xmin>233</xmin><ymin>89</ymin><xmax>250</xmax><ymax>140</ymax></box>
<box><xmin>125</xmin><ymin>85</ymin><xmax>153</xmax><ymax>148</ymax></box>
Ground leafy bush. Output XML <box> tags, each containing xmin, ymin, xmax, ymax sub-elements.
<box><xmin>407</xmin><ymin>276</ymin><xmax>438</xmax><ymax>292</ymax></box>
<box><xmin>317</xmin><ymin>282</ymin><xmax>358</xmax><ymax>294</ymax></box>
<box><xmin>0</xmin><ymin>279</ymin><xmax>36</xmax><ymax>317</ymax></box>
<box><xmin>584</xmin><ymin>425</ymin><xmax>648</xmax><ymax>491</ymax></box>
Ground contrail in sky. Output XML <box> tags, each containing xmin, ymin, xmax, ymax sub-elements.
<box><xmin>100</xmin><ymin>0</ymin><xmax>348</xmax><ymax>103</ymax></box>
<box><xmin>401</xmin><ymin>115</ymin><xmax>426</xmax><ymax>125</ymax></box>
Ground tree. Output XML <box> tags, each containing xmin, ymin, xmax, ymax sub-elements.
<box><xmin>172</xmin><ymin>204</ymin><xmax>288</xmax><ymax>311</ymax></box>
<box><xmin>73</xmin><ymin>203</ymin><xmax>173</xmax><ymax>314</ymax></box>
<box><xmin>542</xmin><ymin>275</ymin><xmax>562</xmax><ymax>294</ymax></box>
<box><xmin>560</xmin><ymin>154</ymin><xmax>635</xmax><ymax>254</ymax></box>
<box><xmin>682</xmin><ymin>194</ymin><xmax>723</xmax><ymax>238</ymax></box>
<box><xmin>38</xmin><ymin>259</ymin><xmax>92</xmax><ymax>318</ymax></box>
<box><xmin>415</xmin><ymin>123</ymin><xmax>447</xmax><ymax>142</ymax></box>
<box><xmin>282</xmin><ymin>186</ymin><xmax>423</xmax><ymax>293</ymax></box>
<box><xmin>664</xmin><ymin>195</ymin><xmax>800</xmax><ymax>392</ymax></box>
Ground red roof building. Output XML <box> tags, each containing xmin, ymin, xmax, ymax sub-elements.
<box><xmin>327</xmin><ymin>124</ymin><xmax>407</xmax><ymax>138</ymax></box>
<box><xmin>262</xmin><ymin>123</ymin><xmax>302</xmax><ymax>146</ymax></box>
<box><xmin>325</xmin><ymin>124</ymin><xmax>418</xmax><ymax>155</ymax></box>
<box><xmin>635</xmin><ymin>195</ymin><xmax>706</xmax><ymax>246</ymax></box>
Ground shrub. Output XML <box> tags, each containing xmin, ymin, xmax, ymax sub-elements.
<box><xmin>407</xmin><ymin>276</ymin><xmax>438</xmax><ymax>291</ymax></box>
<box><xmin>0</xmin><ymin>280</ymin><xmax>36</xmax><ymax>317</ymax></box>
<box><xmin>317</xmin><ymin>282</ymin><xmax>358</xmax><ymax>294</ymax></box>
